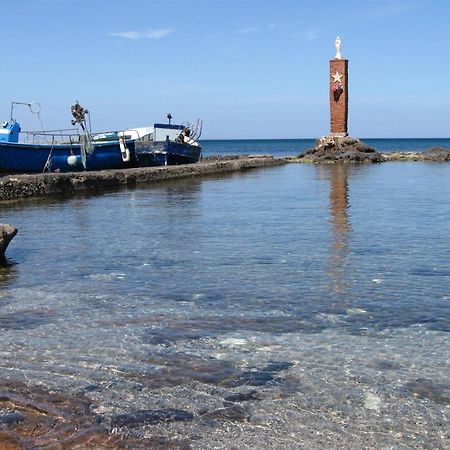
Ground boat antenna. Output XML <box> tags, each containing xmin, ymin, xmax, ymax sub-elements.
<box><xmin>10</xmin><ymin>101</ymin><xmax>44</xmax><ymax>130</ymax></box>
<box><xmin>167</xmin><ymin>113</ymin><xmax>172</xmax><ymax>125</ymax></box>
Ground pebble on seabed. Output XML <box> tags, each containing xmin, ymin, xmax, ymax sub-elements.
<box><xmin>364</xmin><ymin>391</ymin><xmax>382</xmax><ymax>410</ymax></box>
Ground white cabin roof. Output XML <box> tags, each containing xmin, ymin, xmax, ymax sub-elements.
<box><xmin>119</xmin><ymin>127</ymin><xmax>154</xmax><ymax>140</ymax></box>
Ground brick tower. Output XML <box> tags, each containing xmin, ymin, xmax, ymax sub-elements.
<box><xmin>329</xmin><ymin>36</ymin><xmax>348</xmax><ymax>136</ymax></box>
<box><xmin>299</xmin><ymin>37</ymin><xmax>384</xmax><ymax>162</ymax></box>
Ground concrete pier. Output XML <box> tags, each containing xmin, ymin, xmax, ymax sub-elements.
<box><xmin>0</xmin><ymin>155</ymin><xmax>286</xmax><ymax>202</ymax></box>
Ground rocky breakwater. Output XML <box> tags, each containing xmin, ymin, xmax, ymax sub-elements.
<box><xmin>296</xmin><ymin>135</ymin><xmax>385</xmax><ymax>163</ymax></box>
<box><xmin>0</xmin><ymin>155</ymin><xmax>286</xmax><ymax>202</ymax></box>
<box><xmin>382</xmin><ymin>147</ymin><xmax>450</xmax><ymax>161</ymax></box>
<box><xmin>0</xmin><ymin>224</ymin><xmax>17</xmax><ymax>257</ymax></box>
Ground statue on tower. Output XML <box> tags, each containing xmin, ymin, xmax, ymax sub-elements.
<box><xmin>335</xmin><ymin>36</ymin><xmax>342</xmax><ymax>59</ymax></box>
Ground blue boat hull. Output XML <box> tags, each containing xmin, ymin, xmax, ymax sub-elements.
<box><xmin>134</xmin><ymin>141</ymin><xmax>201</xmax><ymax>167</ymax></box>
<box><xmin>0</xmin><ymin>140</ymin><xmax>135</xmax><ymax>173</ymax></box>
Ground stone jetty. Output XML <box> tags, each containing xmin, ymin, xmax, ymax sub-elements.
<box><xmin>0</xmin><ymin>155</ymin><xmax>286</xmax><ymax>202</ymax></box>
<box><xmin>382</xmin><ymin>147</ymin><xmax>450</xmax><ymax>161</ymax></box>
<box><xmin>290</xmin><ymin>146</ymin><xmax>450</xmax><ymax>164</ymax></box>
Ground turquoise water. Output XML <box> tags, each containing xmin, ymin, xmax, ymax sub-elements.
<box><xmin>201</xmin><ymin>137</ymin><xmax>450</xmax><ymax>157</ymax></box>
<box><xmin>0</xmin><ymin>162</ymin><xmax>449</xmax><ymax>448</ymax></box>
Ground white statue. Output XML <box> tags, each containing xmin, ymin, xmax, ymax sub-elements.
<box><xmin>335</xmin><ymin>36</ymin><xmax>342</xmax><ymax>59</ymax></box>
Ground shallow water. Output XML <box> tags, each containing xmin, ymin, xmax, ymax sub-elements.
<box><xmin>0</xmin><ymin>163</ymin><xmax>449</xmax><ymax>448</ymax></box>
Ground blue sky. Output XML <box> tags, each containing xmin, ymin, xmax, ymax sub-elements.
<box><xmin>1</xmin><ymin>0</ymin><xmax>449</xmax><ymax>138</ymax></box>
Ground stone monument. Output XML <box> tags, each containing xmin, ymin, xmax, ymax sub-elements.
<box><xmin>330</xmin><ymin>36</ymin><xmax>348</xmax><ymax>136</ymax></box>
<box><xmin>299</xmin><ymin>37</ymin><xmax>384</xmax><ymax>163</ymax></box>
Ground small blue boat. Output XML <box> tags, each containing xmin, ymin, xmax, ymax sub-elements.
<box><xmin>0</xmin><ymin>102</ymin><xmax>202</xmax><ymax>173</ymax></box>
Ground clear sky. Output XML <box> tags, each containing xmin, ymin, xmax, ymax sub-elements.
<box><xmin>1</xmin><ymin>0</ymin><xmax>449</xmax><ymax>139</ymax></box>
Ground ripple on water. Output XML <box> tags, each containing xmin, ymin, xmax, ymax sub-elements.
<box><xmin>0</xmin><ymin>163</ymin><xmax>449</xmax><ymax>448</ymax></box>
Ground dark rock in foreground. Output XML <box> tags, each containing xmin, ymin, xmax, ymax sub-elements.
<box><xmin>298</xmin><ymin>135</ymin><xmax>385</xmax><ymax>163</ymax></box>
<box><xmin>0</xmin><ymin>379</ymin><xmax>190</xmax><ymax>449</ymax></box>
<box><xmin>0</xmin><ymin>224</ymin><xmax>17</xmax><ymax>256</ymax></box>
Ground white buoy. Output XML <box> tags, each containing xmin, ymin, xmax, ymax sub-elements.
<box><xmin>67</xmin><ymin>155</ymin><xmax>78</xmax><ymax>166</ymax></box>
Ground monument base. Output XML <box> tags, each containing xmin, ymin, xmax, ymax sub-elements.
<box><xmin>298</xmin><ymin>135</ymin><xmax>385</xmax><ymax>163</ymax></box>
<box><xmin>329</xmin><ymin>132</ymin><xmax>348</xmax><ymax>138</ymax></box>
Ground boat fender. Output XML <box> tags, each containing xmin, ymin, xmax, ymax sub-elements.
<box><xmin>119</xmin><ymin>136</ymin><xmax>131</xmax><ymax>162</ymax></box>
<box><xmin>67</xmin><ymin>155</ymin><xmax>78</xmax><ymax>166</ymax></box>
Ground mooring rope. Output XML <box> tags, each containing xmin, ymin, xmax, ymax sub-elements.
<box><xmin>42</xmin><ymin>136</ymin><xmax>55</xmax><ymax>172</ymax></box>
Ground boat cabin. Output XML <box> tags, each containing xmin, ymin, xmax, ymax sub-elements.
<box><xmin>0</xmin><ymin>121</ymin><xmax>20</xmax><ymax>143</ymax></box>
<box><xmin>123</xmin><ymin>123</ymin><xmax>185</xmax><ymax>143</ymax></box>
<box><xmin>153</xmin><ymin>123</ymin><xmax>184</xmax><ymax>141</ymax></box>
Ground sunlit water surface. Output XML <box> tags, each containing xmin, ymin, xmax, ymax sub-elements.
<box><xmin>0</xmin><ymin>163</ymin><xmax>449</xmax><ymax>448</ymax></box>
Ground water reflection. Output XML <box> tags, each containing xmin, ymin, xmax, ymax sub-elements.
<box><xmin>328</xmin><ymin>164</ymin><xmax>351</xmax><ymax>295</ymax></box>
<box><xmin>0</xmin><ymin>257</ymin><xmax>18</xmax><ymax>289</ymax></box>
<box><xmin>160</xmin><ymin>179</ymin><xmax>203</xmax><ymax>212</ymax></box>
<box><xmin>317</xmin><ymin>165</ymin><xmax>352</xmax><ymax>295</ymax></box>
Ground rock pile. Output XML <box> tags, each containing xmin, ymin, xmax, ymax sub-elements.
<box><xmin>421</xmin><ymin>147</ymin><xmax>450</xmax><ymax>161</ymax></box>
<box><xmin>298</xmin><ymin>135</ymin><xmax>385</xmax><ymax>163</ymax></box>
<box><xmin>382</xmin><ymin>147</ymin><xmax>450</xmax><ymax>161</ymax></box>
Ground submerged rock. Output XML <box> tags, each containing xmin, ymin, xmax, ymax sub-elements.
<box><xmin>0</xmin><ymin>411</ymin><xmax>25</xmax><ymax>425</ymax></box>
<box><xmin>202</xmin><ymin>405</ymin><xmax>250</xmax><ymax>422</ymax></box>
<box><xmin>110</xmin><ymin>409</ymin><xmax>194</xmax><ymax>428</ymax></box>
<box><xmin>298</xmin><ymin>135</ymin><xmax>385</xmax><ymax>163</ymax></box>
<box><xmin>405</xmin><ymin>378</ymin><xmax>450</xmax><ymax>405</ymax></box>
<box><xmin>221</xmin><ymin>361</ymin><xmax>294</xmax><ymax>388</ymax></box>
<box><xmin>0</xmin><ymin>379</ymin><xmax>186</xmax><ymax>448</ymax></box>
<box><xmin>224</xmin><ymin>390</ymin><xmax>259</xmax><ymax>402</ymax></box>
<box><xmin>0</xmin><ymin>224</ymin><xmax>17</xmax><ymax>256</ymax></box>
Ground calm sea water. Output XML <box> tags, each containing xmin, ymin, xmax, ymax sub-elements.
<box><xmin>201</xmin><ymin>137</ymin><xmax>450</xmax><ymax>157</ymax></box>
<box><xmin>0</xmin><ymin>158</ymin><xmax>449</xmax><ymax>448</ymax></box>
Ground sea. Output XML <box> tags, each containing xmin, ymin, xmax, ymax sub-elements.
<box><xmin>201</xmin><ymin>137</ymin><xmax>450</xmax><ymax>158</ymax></box>
<box><xmin>0</xmin><ymin>138</ymin><xmax>449</xmax><ymax>449</ymax></box>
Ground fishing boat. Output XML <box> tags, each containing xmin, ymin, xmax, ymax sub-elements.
<box><xmin>0</xmin><ymin>102</ymin><xmax>202</xmax><ymax>173</ymax></box>
<box><xmin>133</xmin><ymin>115</ymin><xmax>202</xmax><ymax>167</ymax></box>
<box><xmin>0</xmin><ymin>101</ymin><xmax>136</xmax><ymax>173</ymax></box>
